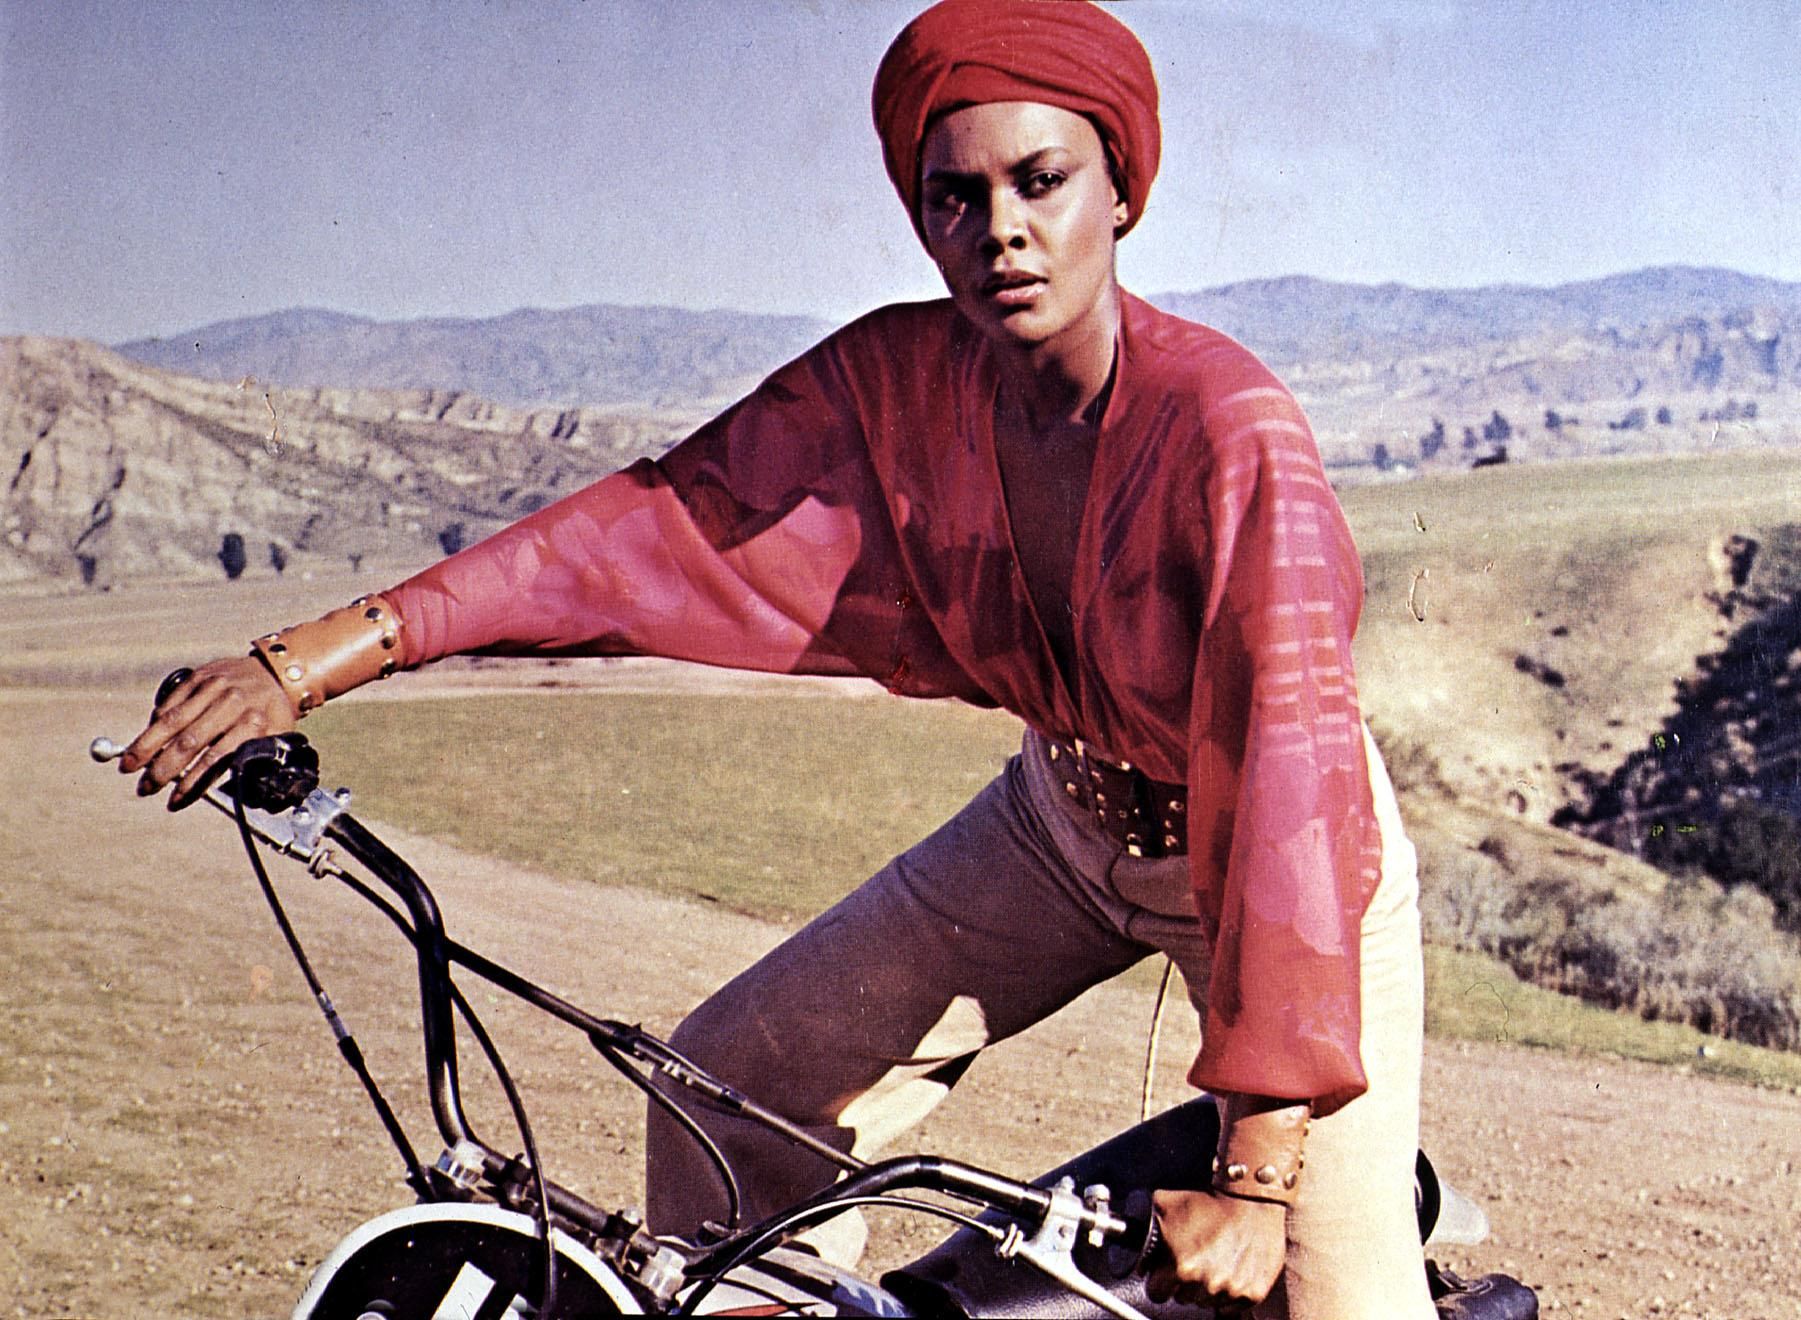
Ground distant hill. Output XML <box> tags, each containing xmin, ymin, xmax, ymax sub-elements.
<box><xmin>118</xmin><ymin>305</ymin><xmax>836</xmax><ymax>412</ymax></box>
<box><xmin>109</xmin><ymin>268</ymin><xmax>1801</xmax><ymax>472</ymax></box>
<box><xmin>1156</xmin><ymin>266</ymin><xmax>1801</xmax><ymax>366</ymax></box>
<box><xmin>10</xmin><ymin>264</ymin><xmax>1801</xmax><ymax>588</ymax></box>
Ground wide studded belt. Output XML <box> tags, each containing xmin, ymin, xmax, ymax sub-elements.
<box><xmin>1047</xmin><ymin>737</ymin><xmax>1188</xmax><ymax>858</ymax></box>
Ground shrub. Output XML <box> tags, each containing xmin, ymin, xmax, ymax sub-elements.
<box><xmin>218</xmin><ymin>532</ymin><xmax>247</xmax><ymax>580</ymax></box>
<box><xmin>1546</xmin><ymin>873</ymin><xmax>1801</xmax><ymax>1049</ymax></box>
<box><xmin>1415</xmin><ymin>820</ymin><xmax>1801</xmax><ymax>1052</ymax></box>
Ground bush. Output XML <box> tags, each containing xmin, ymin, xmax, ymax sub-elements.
<box><xmin>1415</xmin><ymin>819</ymin><xmax>1801</xmax><ymax>1052</ymax></box>
<box><xmin>1546</xmin><ymin>874</ymin><xmax>1801</xmax><ymax>1049</ymax></box>
<box><xmin>1419</xmin><ymin>419</ymin><xmax>1447</xmax><ymax>462</ymax></box>
<box><xmin>218</xmin><ymin>532</ymin><xmax>247</xmax><ymax>580</ymax></box>
<box><xmin>1711</xmin><ymin>803</ymin><xmax>1801</xmax><ymax>928</ymax></box>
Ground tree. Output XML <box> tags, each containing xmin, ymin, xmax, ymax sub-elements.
<box><xmin>1655</xmin><ymin>406</ymin><xmax>1673</xmax><ymax>426</ymax></box>
<box><xmin>1371</xmin><ymin>442</ymin><xmax>1394</xmax><ymax>472</ymax></box>
<box><xmin>439</xmin><ymin>521</ymin><xmax>467</xmax><ymax>556</ymax></box>
<box><xmin>1544</xmin><ymin>409</ymin><xmax>1564</xmax><ymax>434</ymax></box>
<box><xmin>218</xmin><ymin>532</ymin><xmax>247</xmax><ymax>580</ymax></box>
<box><xmin>1419</xmin><ymin>418</ymin><xmax>1447</xmax><ymax>462</ymax></box>
<box><xmin>1710</xmin><ymin>803</ymin><xmax>1801</xmax><ymax>931</ymax></box>
<box><xmin>268</xmin><ymin>541</ymin><xmax>288</xmax><ymax>574</ymax></box>
<box><xmin>1482</xmin><ymin>410</ymin><xmax>1513</xmax><ymax>444</ymax></box>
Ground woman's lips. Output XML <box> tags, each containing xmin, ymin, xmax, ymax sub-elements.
<box><xmin>982</xmin><ymin>272</ymin><xmax>1046</xmax><ymax>308</ymax></box>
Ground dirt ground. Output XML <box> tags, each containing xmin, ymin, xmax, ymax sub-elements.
<box><xmin>4</xmin><ymin>577</ymin><xmax>1801</xmax><ymax>1318</ymax></box>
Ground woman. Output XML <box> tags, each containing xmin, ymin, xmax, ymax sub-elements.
<box><xmin>122</xmin><ymin>2</ymin><xmax>1435</xmax><ymax>1314</ymax></box>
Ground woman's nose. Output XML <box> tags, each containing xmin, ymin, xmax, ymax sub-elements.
<box><xmin>981</xmin><ymin>190</ymin><xmax>1028</xmax><ymax>251</ymax></box>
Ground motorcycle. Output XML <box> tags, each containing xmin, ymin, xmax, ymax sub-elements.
<box><xmin>94</xmin><ymin>682</ymin><xmax>1536</xmax><ymax>1319</ymax></box>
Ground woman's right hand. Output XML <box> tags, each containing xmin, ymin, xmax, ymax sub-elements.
<box><xmin>119</xmin><ymin>656</ymin><xmax>297</xmax><ymax>807</ymax></box>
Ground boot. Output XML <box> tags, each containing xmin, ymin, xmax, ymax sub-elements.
<box><xmin>1428</xmin><ymin>1259</ymin><xmax>1539</xmax><ymax>1319</ymax></box>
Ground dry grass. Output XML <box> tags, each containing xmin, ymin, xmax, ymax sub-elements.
<box><xmin>1343</xmin><ymin>448</ymin><xmax>1801</xmax><ymax>821</ymax></box>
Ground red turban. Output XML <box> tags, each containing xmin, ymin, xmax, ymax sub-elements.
<box><xmin>872</xmin><ymin>0</ymin><xmax>1161</xmax><ymax>245</ymax></box>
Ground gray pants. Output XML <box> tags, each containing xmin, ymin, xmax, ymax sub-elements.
<box><xmin>647</xmin><ymin>727</ymin><xmax>1434</xmax><ymax>1319</ymax></box>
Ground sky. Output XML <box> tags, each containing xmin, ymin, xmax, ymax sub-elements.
<box><xmin>3</xmin><ymin>0</ymin><xmax>1798</xmax><ymax>345</ymax></box>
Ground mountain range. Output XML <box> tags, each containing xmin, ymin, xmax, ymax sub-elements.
<box><xmin>116</xmin><ymin>265</ymin><xmax>1801</xmax><ymax>412</ymax></box>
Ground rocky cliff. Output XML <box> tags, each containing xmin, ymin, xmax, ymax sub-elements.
<box><xmin>1</xmin><ymin>337</ymin><xmax>697</xmax><ymax>586</ymax></box>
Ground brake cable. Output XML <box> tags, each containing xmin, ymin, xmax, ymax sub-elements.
<box><xmin>231</xmin><ymin>787</ymin><xmax>561</xmax><ymax>1317</ymax></box>
<box><xmin>231</xmin><ymin>791</ymin><xmax>428</xmax><ymax>1194</ymax></box>
<box><xmin>1139</xmin><ymin>957</ymin><xmax>1176</xmax><ymax>1123</ymax></box>
<box><xmin>589</xmin><ymin>1034</ymin><xmax>745</xmax><ymax>1230</ymax></box>
<box><xmin>678</xmin><ymin>1194</ymin><xmax>1000</xmax><ymax>1316</ymax></box>
<box><xmin>305</xmin><ymin>820</ymin><xmax>750</xmax><ymax>1248</ymax></box>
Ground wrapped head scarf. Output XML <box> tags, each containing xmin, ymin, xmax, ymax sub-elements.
<box><xmin>872</xmin><ymin>0</ymin><xmax>1161</xmax><ymax>245</ymax></box>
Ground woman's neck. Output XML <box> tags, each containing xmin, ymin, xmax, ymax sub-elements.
<box><xmin>990</xmin><ymin>280</ymin><xmax>1121</xmax><ymax>431</ymax></box>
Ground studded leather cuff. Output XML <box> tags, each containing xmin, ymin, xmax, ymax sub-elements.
<box><xmin>250</xmin><ymin>594</ymin><xmax>402</xmax><ymax>718</ymax></box>
<box><xmin>1211</xmin><ymin>1095</ymin><xmax>1312</xmax><ymax>1208</ymax></box>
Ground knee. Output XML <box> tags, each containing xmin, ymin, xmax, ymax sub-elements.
<box><xmin>667</xmin><ymin>994</ymin><xmax>740</xmax><ymax>1073</ymax></box>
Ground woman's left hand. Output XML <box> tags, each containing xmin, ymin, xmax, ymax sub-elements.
<box><xmin>1144</xmin><ymin>1187</ymin><xmax>1287</xmax><ymax>1311</ymax></box>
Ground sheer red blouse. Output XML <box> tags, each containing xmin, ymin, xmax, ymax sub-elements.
<box><xmin>384</xmin><ymin>292</ymin><xmax>1383</xmax><ymax>1112</ymax></box>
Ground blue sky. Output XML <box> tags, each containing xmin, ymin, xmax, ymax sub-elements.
<box><xmin>3</xmin><ymin>0</ymin><xmax>1797</xmax><ymax>344</ymax></box>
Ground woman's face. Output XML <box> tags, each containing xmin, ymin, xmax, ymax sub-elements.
<box><xmin>918</xmin><ymin>101</ymin><xmax>1127</xmax><ymax>355</ymax></box>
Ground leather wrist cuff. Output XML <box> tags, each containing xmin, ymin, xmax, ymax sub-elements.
<box><xmin>250</xmin><ymin>594</ymin><xmax>402</xmax><ymax>718</ymax></box>
<box><xmin>1211</xmin><ymin>1096</ymin><xmax>1312</xmax><ymax>1208</ymax></box>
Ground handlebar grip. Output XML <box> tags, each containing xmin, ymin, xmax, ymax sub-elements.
<box><xmin>1102</xmin><ymin>1188</ymin><xmax>1167</xmax><ymax>1280</ymax></box>
<box><xmin>225</xmin><ymin>734</ymin><xmax>321</xmax><ymax>811</ymax></box>
<box><xmin>154</xmin><ymin>667</ymin><xmax>195</xmax><ymax>708</ymax></box>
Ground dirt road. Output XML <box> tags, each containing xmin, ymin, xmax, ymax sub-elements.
<box><xmin>3</xmin><ymin>594</ymin><xmax>1800</xmax><ymax>1316</ymax></box>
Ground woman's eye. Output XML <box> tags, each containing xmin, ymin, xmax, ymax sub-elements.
<box><xmin>1024</xmin><ymin>171</ymin><xmax>1065</xmax><ymax>197</ymax></box>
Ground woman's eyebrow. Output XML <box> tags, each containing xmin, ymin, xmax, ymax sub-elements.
<box><xmin>923</xmin><ymin>146</ymin><xmax>1074</xmax><ymax>187</ymax></box>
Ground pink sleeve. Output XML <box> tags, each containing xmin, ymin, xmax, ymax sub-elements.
<box><xmin>382</xmin><ymin>334</ymin><xmax>889</xmax><ymax>679</ymax></box>
<box><xmin>1183</xmin><ymin>380</ymin><xmax>1381</xmax><ymax>1115</ymax></box>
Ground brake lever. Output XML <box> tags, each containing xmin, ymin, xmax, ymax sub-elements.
<box><xmin>994</xmin><ymin>1178</ymin><xmax>1152</xmax><ymax>1320</ymax></box>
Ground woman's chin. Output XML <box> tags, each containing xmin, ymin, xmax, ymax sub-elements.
<box><xmin>957</xmin><ymin>300</ymin><xmax>1061</xmax><ymax>350</ymax></box>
